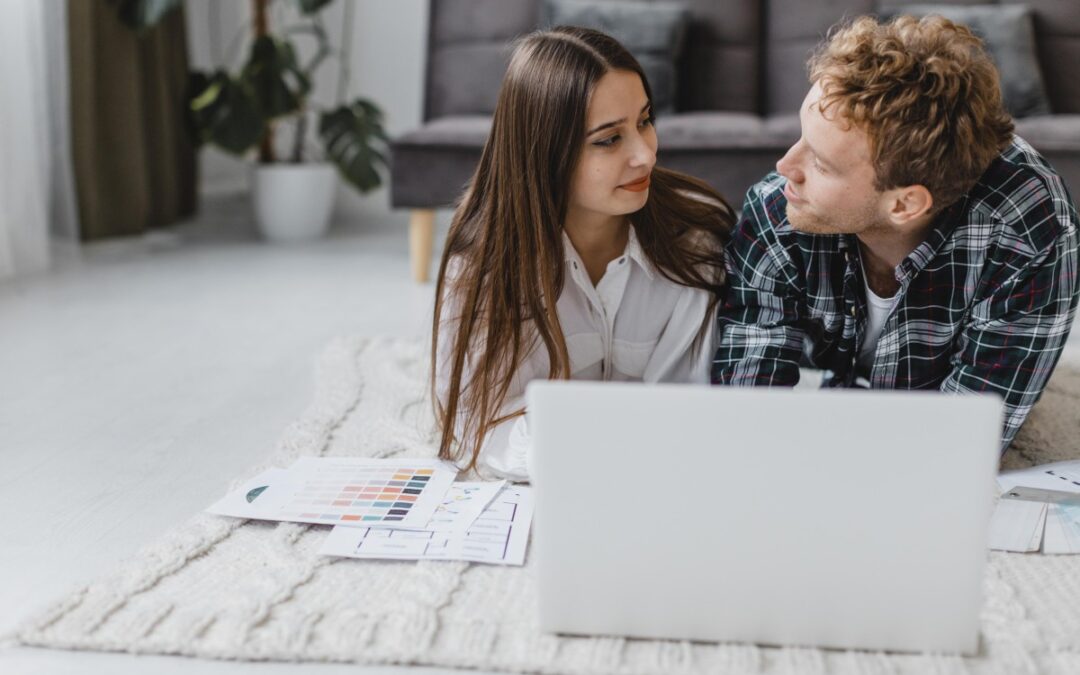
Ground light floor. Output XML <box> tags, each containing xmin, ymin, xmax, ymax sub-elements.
<box><xmin>0</xmin><ymin>195</ymin><xmax>500</xmax><ymax>674</ymax></box>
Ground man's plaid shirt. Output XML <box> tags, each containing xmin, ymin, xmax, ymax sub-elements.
<box><xmin>712</xmin><ymin>137</ymin><xmax>1080</xmax><ymax>451</ymax></box>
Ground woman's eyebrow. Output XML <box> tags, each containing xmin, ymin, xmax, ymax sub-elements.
<box><xmin>586</xmin><ymin>102</ymin><xmax>651</xmax><ymax>136</ymax></box>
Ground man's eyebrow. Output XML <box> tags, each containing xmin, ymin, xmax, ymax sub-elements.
<box><xmin>804</xmin><ymin>138</ymin><xmax>838</xmax><ymax>170</ymax></box>
<box><xmin>800</xmin><ymin>98</ymin><xmax>842</xmax><ymax>170</ymax></box>
<box><xmin>586</xmin><ymin>102</ymin><xmax>651</xmax><ymax>136</ymax></box>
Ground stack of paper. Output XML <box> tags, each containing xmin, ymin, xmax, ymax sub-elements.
<box><xmin>991</xmin><ymin>460</ymin><xmax>1080</xmax><ymax>553</ymax></box>
<box><xmin>321</xmin><ymin>483</ymin><xmax>533</xmax><ymax>565</ymax></box>
<box><xmin>206</xmin><ymin>457</ymin><xmax>534</xmax><ymax>565</ymax></box>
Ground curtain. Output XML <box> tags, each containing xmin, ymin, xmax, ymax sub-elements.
<box><xmin>67</xmin><ymin>0</ymin><xmax>197</xmax><ymax>241</ymax></box>
<box><xmin>0</xmin><ymin>1</ymin><xmax>53</xmax><ymax>279</ymax></box>
<box><xmin>46</xmin><ymin>0</ymin><xmax>81</xmax><ymax>242</ymax></box>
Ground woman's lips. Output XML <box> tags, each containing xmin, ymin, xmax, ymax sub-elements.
<box><xmin>619</xmin><ymin>175</ymin><xmax>651</xmax><ymax>192</ymax></box>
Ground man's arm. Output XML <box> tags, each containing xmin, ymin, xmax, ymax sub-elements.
<box><xmin>940</xmin><ymin>230</ymin><xmax>1079</xmax><ymax>452</ymax></box>
<box><xmin>713</xmin><ymin>179</ymin><xmax>806</xmax><ymax>386</ymax></box>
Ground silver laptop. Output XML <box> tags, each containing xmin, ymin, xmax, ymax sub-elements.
<box><xmin>527</xmin><ymin>381</ymin><xmax>1003</xmax><ymax>654</ymax></box>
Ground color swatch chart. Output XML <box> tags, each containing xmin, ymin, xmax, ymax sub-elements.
<box><xmin>269</xmin><ymin>457</ymin><xmax>446</xmax><ymax>528</ymax></box>
<box><xmin>320</xmin><ymin>484</ymin><xmax>534</xmax><ymax>565</ymax></box>
<box><xmin>206</xmin><ymin>457</ymin><xmax>457</xmax><ymax>530</ymax></box>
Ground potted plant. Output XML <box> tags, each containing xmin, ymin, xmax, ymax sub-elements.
<box><xmin>114</xmin><ymin>0</ymin><xmax>389</xmax><ymax>241</ymax></box>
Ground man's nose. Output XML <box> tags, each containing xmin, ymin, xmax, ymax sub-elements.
<box><xmin>776</xmin><ymin>141</ymin><xmax>804</xmax><ymax>183</ymax></box>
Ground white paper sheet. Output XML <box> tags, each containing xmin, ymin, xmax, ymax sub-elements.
<box><xmin>998</xmin><ymin>460</ymin><xmax>1080</xmax><ymax>494</ymax></box>
<box><xmin>991</xmin><ymin>460</ymin><xmax>1080</xmax><ymax>554</ymax></box>
<box><xmin>425</xmin><ymin>480</ymin><xmax>505</xmax><ymax>533</ymax></box>
<box><xmin>206</xmin><ymin>468</ymin><xmax>299</xmax><ymax>519</ymax></box>
<box><xmin>320</xmin><ymin>484</ymin><xmax>534</xmax><ymax>565</ymax></box>
<box><xmin>206</xmin><ymin>457</ymin><xmax>457</xmax><ymax>530</ymax></box>
<box><xmin>1042</xmin><ymin>504</ymin><xmax>1080</xmax><ymax>554</ymax></box>
<box><xmin>987</xmin><ymin>498</ymin><xmax>1047</xmax><ymax>552</ymax></box>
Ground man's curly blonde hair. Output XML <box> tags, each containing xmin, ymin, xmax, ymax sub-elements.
<box><xmin>808</xmin><ymin>14</ymin><xmax>1015</xmax><ymax>212</ymax></box>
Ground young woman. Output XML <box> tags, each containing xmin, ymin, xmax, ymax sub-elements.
<box><xmin>432</xmin><ymin>26</ymin><xmax>735</xmax><ymax>482</ymax></box>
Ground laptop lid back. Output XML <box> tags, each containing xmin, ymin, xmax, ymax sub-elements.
<box><xmin>528</xmin><ymin>382</ymin><xmax>1001</xmax><ymax>654</ymax></box>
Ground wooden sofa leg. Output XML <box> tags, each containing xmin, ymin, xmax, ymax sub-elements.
<box><xmin>409</xmin><ymin>209</ymin><xmax>435</xmax><ymax>283</ymax></box>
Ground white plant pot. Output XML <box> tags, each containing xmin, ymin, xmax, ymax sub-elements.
<box><xmin>251</xmin><ymin>163</ymin><xmax>338</xmax><ymax>241</ymax></box>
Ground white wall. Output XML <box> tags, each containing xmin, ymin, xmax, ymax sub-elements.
<box><xmin>184</xmin><ymin>0</ymin><xmax>429</xmax><ymax>224</ymax></box>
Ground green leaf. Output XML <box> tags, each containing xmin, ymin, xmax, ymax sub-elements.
<box><xmin>108</xmin><ymin>0</ymin><xmax>183</xmax><ymax>30</ymax></box>
<box><xmin>293</xmin><ymin>0</ymin><xmax>334</xmax><ymax>15</ymax></box>
<box><xmin>188</xmin><ymin>71</ymin><xmax>265</xmax><ymax>155</ymax></box>
<box><xmin>319</xmin><ymin>99</ymin><xmax>389</xmax><ymax>193</ymax></box>
<box><xmin>241</xmin><ymin>36</ymin><xmax>311</xmax><ymax>119</ymax></box>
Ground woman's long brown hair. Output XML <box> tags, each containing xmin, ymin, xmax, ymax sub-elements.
<box><xmin>431</xmin><ymin>26</ymin><xmax>735</xmax><ymax>472</ymax></box>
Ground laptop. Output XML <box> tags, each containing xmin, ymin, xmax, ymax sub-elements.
<box><xmin>526</xmin><ymin>381</ymin><xmax>1003</xmax><ymax>654</ymax></box>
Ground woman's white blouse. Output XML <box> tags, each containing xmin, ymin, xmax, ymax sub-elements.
<box><xmin>436</xmin><ymin>226</ymin><xmax>716</xmax><ymax>482</ymax></box>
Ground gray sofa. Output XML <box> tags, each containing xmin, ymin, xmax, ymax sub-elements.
<box><xmin>391</xmin><ymin>0</ymin><xmax>1080</xmax><ymax>281</ymax></box>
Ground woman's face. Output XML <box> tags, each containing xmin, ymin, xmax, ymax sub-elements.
<box><xmin>566</xmin><ymin>69</ymin><xmax>657</xmax><ymax>226</ymax></box>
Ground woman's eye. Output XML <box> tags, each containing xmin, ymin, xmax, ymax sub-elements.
<box><xmin>593</xmin><ymin>135</ymin><xmax>620</xmax><ymax>148</ymax></box>
<box><xmin>639</xmin><ymin>115</ymin><xmax>654</xmax><ymax>128</ymax></box>
<box><xmin>814</xmin><ymin>160</ymin><xmax>827</xmax><ymax>173</ymax></box>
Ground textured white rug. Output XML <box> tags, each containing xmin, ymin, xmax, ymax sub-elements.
<box><xmin>11</xmin><ymin>337</ymin><xmax>1080</xmax><ymax>674</ymax></box>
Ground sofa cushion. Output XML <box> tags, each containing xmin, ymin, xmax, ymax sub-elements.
<box><xmin>393</xmin><ymin>116</ymin><xmax>493</xmax><ymax>148</ymax></box>
<box><xmin>425</xmin><ymin>0</ymin><xmax>539</xmax><ymax>119</ymax></box>
<box><xmin>423</xmin><ymin>0</ymin><xmax>761</xmax><ymax>119</ymax></box>
<box><xmin>655</xmin><ymin>113</ymin><xmax>800</xmax><ymax>150</ymax></box>
<box><xmin>393</xmin><ymin>113</ymin><xmax>803</xmax><ymax>152</ymax></box>
<box><xmin>1014</xmin><ymin>115</ymin><xmax>1080</xmax><ymax>153</ymax></box>
<box><xmin>883</xmin><ymin>3</ymin><xmax>1052</xmax><ymax>117</ymax></box>
<box><xmin>1022</xmin><ymin>0</ymin><xmax>1080</xmax><ymax>114</ymax></box>
<box><xmin>763</xmin><ymin>0</ymin><xmax>877</xmax><ymax>115</ymax></box>
<box><xmin>541</xmin><ymin>0</ymin><xmax>690</xmax><ymax>113</ymax></box>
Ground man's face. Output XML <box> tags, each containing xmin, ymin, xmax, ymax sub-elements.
<box><xmin>776</xmin><ymin>82</ymin><xmax>887</xmax><ymax>235</ymax></box>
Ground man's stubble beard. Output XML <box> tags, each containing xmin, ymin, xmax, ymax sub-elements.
<box><xmin>784</xmin><ymin>198</ymin><xmax>882</xmax><ymax>236</ymax></box>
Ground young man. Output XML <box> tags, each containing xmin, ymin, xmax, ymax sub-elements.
<box><xmin>713</xmin><ymin>15</ymin><xmax>1079</xmax><ymax>452</ymax></box>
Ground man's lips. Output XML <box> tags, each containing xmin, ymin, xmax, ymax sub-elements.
<box><xmin>783</xmin><ymin>182</ymin><xmax>805</xmax><ymax>204</ymax></box>
<box><xmin>619</xmin><ymin>175</ymin><xmax>651</xmax><ymax>192</ymax></box>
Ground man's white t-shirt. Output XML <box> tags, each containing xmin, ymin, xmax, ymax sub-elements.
<box><xmin>857</xmin><ymin>270</ymin><xmax>901</xmax><ymax>375</ymax></box>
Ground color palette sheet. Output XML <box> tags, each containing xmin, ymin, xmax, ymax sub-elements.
<box><xmin>320</xmin><ymin>484</ymin><xmax>534</xmax><ymax>565</ymax></box>
<box><xmin>206</xmin><ymin>457</ymin><xmax>457</xmax><ymax>530</ymax></box>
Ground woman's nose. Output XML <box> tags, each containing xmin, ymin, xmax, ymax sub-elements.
<box><xmin>629</xmin><ymin>134</ymin><xmax>656</xmax><ymax>169</ymax></box>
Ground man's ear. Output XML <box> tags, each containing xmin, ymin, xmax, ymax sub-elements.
<box><xmin>886</xmin><ymin>185</ymin><xmax>934</xmax><ymax>226</ymax></box>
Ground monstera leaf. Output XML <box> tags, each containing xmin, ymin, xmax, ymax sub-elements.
<box><xmin>188</xmin><ymin>71</ymin><xmax>265</xmax><ymax>155</ymax></box>
<box><xmin>241</xmin><ymin>36</ymin><xmax>311</xmax><ymax>119</ymax></box>
<box><xmin>319</xmin><ymin>99</ymin><xmax>389</xmax><ymax>192</ymax></box>
<box><xmin>108</xmin><ymin>0</ymin><xmax>183</xmax><ymax>29</ymax></box>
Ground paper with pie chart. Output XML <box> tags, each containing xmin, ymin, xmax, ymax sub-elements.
<box><xmin>206</xmin><ymin>457</ymin><xmax>457</xmax><ymax>530</ymax></box>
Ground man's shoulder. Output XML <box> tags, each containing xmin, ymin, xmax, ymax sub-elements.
<box><xmin>964</xmin><ymin>136</ymin><xmax>1078</xmax><ymax>256</ymax></box>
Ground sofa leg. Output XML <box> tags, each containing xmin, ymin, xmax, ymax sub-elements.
<box><xmin>409</xmin><ymin>209</ymin><xmax>435</xmax><ymax>283</ymax></box>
